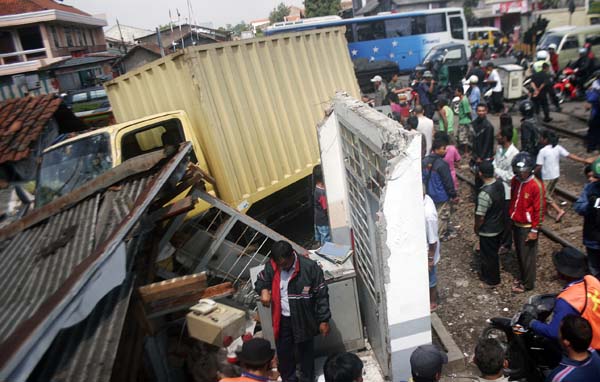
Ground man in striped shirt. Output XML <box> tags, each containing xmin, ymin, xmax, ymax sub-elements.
<box><xmin>545</xmin><ymin>316</ymin><xmax>600</xmax><ymax>381</ymax></box>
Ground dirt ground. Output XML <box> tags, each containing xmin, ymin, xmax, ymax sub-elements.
<box><xmin>435</xmin><ymin>163</ymin><xmax>586</xmax><ymax>362</ymax></box>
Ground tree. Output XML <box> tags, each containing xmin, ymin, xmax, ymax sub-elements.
<box><xmin>464</xmin><ymin>0</ymin><xmax>480</xmax><ymax>26</ymax></box>
<box><xmin>269</xmin><ymin>3</ymin><xmax>290</xmax><ymax>23</ymax></box>
<box><xmin>304</xmin><ymin>0</ymin><xmax>340</xmax><ymax>18</ymax></box>
<box><xmin>227</xmin><ymin>21</ymin><xmax>251</xmax><ymax>37</ymax></box>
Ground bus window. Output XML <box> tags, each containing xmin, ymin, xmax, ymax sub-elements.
<box><xmin>449</xmin><ymin>16</ymin><xmax>465</xmax><ymax>40</ymax></box>
<box><xmin>413</xmin><ymin>14</ymin><xmax>446</xmax><ymax>35</ymax></box>
<box><xmin>385</xmin><ymin>17</ymin><xmax>411</xmax><ymax>38</ymax></box>
<box><xmin>357</xmin><ymin>21</ymin><xmax>385</xmax><ymax>42</ymax></box>
<box><xmin>345</xmin><ymin>24</ymin><xmax>355</xmax><ymax>43</ymax></box>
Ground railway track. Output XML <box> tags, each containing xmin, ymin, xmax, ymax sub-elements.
<box><xmin>456</xmin><ymin>172</ymin><xmax>579</xmax><ymax>249</ymax></box>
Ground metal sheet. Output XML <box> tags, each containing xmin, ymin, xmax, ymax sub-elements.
<box><xmin>105</xmin><ymin>27</ymin><xmax>360</xmax><ymax>211</ymax></box>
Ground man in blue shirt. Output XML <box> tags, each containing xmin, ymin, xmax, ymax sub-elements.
<box><xmin>519</xmin><ymin>247</ymin><xmax>600</xmax><ymax>349</ymax></box>
<box><xmin>417</xmin><ymin>71</ymin><xmax>436</xmax><ymax>119</ymax></box>
<box><xmin>574</xmin><ymin>157</ymin><xmax>600</xmax><ymax>278</ymax></box>
<box><xmin>545</xmin><ymin>316</ymin><xmax>600</xmax><ymax>381</ymax></box>
<box><xmin>467</xmin><ymin>75</ymin><xmax>481</xmax><ymax>120</ymax></box>
<box><xmin>586</xmin><ymin>79</ymin><xmax>600</xmax><ymax>152</ymax></box>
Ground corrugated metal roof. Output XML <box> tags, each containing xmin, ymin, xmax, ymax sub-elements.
<box><xmin>0</xmin><ymin>143</ymin><xmax>192</xmax><ymax>381</ymax></box>
<box><xmin>105</xmin><ymin>27</ymin><xmax>360</xmax><ymax>212</ymax></box>
<box><xmin>42</xmin><ymin>56</ymin><xmax>117</xmax><ymax>70</ymax></box>
<box><xmin>27</xmin><ymin>277</ymin><xmax>134</xmax><ymax>382</ymax></box>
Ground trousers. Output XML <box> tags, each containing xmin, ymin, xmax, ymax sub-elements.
<box><xmin>480</xmin><ymin>234</ymin><xmax>502</xmax><ymax>285</ymax></box>
<box><xmin>276</xmin><ymin>317</ymin><xmax>314</xmax><ymax>382</ymax></box>
<box><xmin>587</xmin><ymin>247</ymin><xmax>600</xmax><ymax>279</ymax></box>
<box><xmin>513</xmin><ymin>225</ymin><xmax>538</xmax><ymax>290</ymax></box>
<box><xmin>501</xmin><ymin>202</ymin><xmax>512</xmax><ymax>249</ymax></box>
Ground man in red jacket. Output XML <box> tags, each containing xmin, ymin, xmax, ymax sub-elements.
<box><xmin>509</xmin><ymin>152</ymin><xmax>546</xmax><ymax>293</ymax></box>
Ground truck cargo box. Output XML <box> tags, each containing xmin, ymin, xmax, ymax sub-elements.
<box><xmin>105</xmin><ymin>27</ymin><xmax>360</xmax><ymax>211</ymax></box>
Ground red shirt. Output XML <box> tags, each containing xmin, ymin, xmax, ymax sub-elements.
<box><xmin>509</xmin><ymin>175</ymin><xmax>546</xmax><ymax>229</ymax></box>
<box><xmin>550</xmin><ymin>52</ymin><xmax>559</xmax><ymax>73</ymax></box>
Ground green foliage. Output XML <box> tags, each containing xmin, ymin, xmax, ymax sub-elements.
<box><xmin>523</xmin><ymin>16</ymin><xmax>549</xmax><ymax>45</ymax></box>
<box><xmin>227</xmin><ymin>21</ymin><xmax>251</xmax><ymax>36</ymax></box>
<box><xmin>464</xmin><ymin>0</ymin><xmax>480</xmax><ymax>26</ymax></box>
<box><xmin>304</xmin><ymin>0</ymin><xmax>340</xmax><ymax>18</ymax></box>
<box><xmin>269</xmin><ymin>3</ymin><xmax>291</xmax><ymax>23</ymax></box>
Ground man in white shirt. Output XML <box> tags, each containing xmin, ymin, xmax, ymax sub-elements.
<box><xmin>424</xmin><ymin>190</ymin><xmax>440</xmax><ymax>312</ymax></box>
<box><xmin>493</xmin><ymin>126</ymin><xmax>519</xmax><ymax>253</ymax></box>
<box><xmin>485</xmin><ymin>62</ymin><xmax>503</xmax><ymax>114</ymax></box>
<box><xmin>415</xmin><ymin>105</ymin><xmax>434</xmax><ymax>155</ymax></box>
<box><xmin>535</xmin><ymin>130</ymin><xmax>590</xmax><ymax>221</ymax></box>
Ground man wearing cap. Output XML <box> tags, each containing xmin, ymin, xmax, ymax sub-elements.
<box><xmin>468</xmin><ymin>75</ymin><xmax>481</xmax><ymax>120</ymax></box>
<box><xmin>474</xmin><ymin>161</ymin><xmax>506</xmax><ymax>288</ymax></box>
<box><xmin>220</xmin><ymin>338</ymin><xmax>275</xmax><ymax>382</ymax></box>
<box><xmin>408</xmin><ymin>344</ymin><xmax>448</xmax><ymax>382</ymax></box>
<box><xmin>485</xmin><ymin>62</ymin><xmax>503</xmax><ymax>114</ymax></box>
<box><xmin>519</xmin><ymin>247</ymin><xmax>600</xmax><ymax>350</ymax></box>
<box><xmin>417</xmin><ymin>71</ymin><xmax>436</xmax><ymax>118</ymax></box>
<box><xmin>255</xmin><ymin>240</ymin><xmax>331</xmax><ymax>382</ymax></box>
<box><xmin>575</xmin><ymin>157</ymin><xmax>600</xmax><ymax>278</ymax></box>
<box><xmin>370</xmin><ymin>75</ymin><xmax>387</xmax><ymax>107</ymax></box>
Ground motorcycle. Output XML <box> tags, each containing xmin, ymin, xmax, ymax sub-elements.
<box><xmin>553</xmin><ymin>67</ymin><xmax>583</xmax><ymax>103</ymax></box>
<box><xmin>481</xmin><ymin>293</ymin><xmax>562</xmax><ymax>382</ymax></box>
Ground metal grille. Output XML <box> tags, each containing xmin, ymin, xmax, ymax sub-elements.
<box><xmin>339</xmin><ymin>123</ymin><xmax>386</xmax><ymax>302</ymax></box>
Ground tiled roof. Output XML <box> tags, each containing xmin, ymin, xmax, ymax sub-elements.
<box><xmin>0</xmin><ymin>95</ymin><xmax>63</xmax><ymax>165</ymax></box>
<box><xmin>0</xmin><ymin>0</ymin><xmax>90</xmax><ymax>17</ymax></box>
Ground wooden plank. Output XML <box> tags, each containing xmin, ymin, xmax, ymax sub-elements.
<box><xmin>146</xmin><ymin>282</ymin><xmax>235</xmax><ymax>318</ymax></box>
<box><xmin>138</xmin><ymin>272</ymin><xmax>208</xmax><ymax>303</ymax></box>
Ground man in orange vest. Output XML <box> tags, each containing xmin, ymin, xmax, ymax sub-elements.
<box><xmin>220</xmin><ymin>338</ymin><xmax>275</xmax><ymax>382</ymax></box>
<box><xmin>520</xmin><ymin>247</ymin><xmax>600</xmax><ymax>349</ymax></box>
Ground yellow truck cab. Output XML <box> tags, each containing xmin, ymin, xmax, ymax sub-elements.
<box><xmin>36</xmin><ymin>111</ymin><xmax>206</xmax><ymax>206</ymax></box>
<box><xmin>468</xmin><ymin>27</ymin><xmax>507</xmax><ymax>47</ymax></box>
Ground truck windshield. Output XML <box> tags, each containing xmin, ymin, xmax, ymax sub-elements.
<box><xmin>37</xmin><ymin>133</ymin><xmax>113</xmax><ymax>206</ymax></box>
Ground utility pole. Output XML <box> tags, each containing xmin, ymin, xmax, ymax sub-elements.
<box><xmin>156</xmin><ymin>27</ymin><xmax>165</xmax><ymax>57</ymax></box>
<box><xmin>116</xmin><ymin>18</ymin><xmax>127</xmax><ymax>54</ymax></box>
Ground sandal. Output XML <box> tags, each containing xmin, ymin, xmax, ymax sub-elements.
<box><xmin>512</xmin><ymin>283</ymin><xmax>526</xmax><ymax>293</ymax></box>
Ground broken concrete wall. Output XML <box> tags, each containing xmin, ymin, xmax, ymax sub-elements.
<box><xmin>319</xmin><ymin>93</ymin><xmax>431</xmax><ymax>381</ymax></box>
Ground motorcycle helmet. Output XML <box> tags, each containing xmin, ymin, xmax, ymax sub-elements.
<box><xmin>552</xmin><ymin>247</ymin><xmax>588</xmax><ymax>279</ymax></box>
<box><xmin>548</xmin><ymin>43</ymin><xmax>557</xmax><ymax>51</ymax></box>
<box><xmin>511</xmin><ymin>152</ymin><xmax>535</xmax><ymax>176</ymax></box>
<box><xmin>519</xmin><ymin>100</ymin><xmax>534</xmax><ymax>117</ymax></box>
<box><xmin>536</xmin><ymin>50</ymin><xmax>548</xmax><ymax>61</ymax></box>
<box><xmin>579</xmin><ymin>47</ymin><xmax>587</xmax><ymax>55</ymax></box>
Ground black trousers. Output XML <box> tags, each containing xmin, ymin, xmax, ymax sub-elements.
<box><xmin>587</xmin><ymin>247</ymin><xmax>600</xmax><ymax>279</ymax></box>
<box><xmin>588</xmin><ymin>117</ymin><xmax>600</xmax><ymax>151</ymax></box>
<box><xmin>480</xmin><ymin>234</ymin><xmax>502</xmax><ymax>285</ymax></box>
<box><xmin>491</xmin><ymin>91</ymin><xmax>503</xmax><ymax>113</ymax></box>
<box><xmin>501</xmin><ymin>201</ymin><xmax>512</xmax><ymax>249</ymax></box>
<box><xmin>513</xmin><ymin>225</ymin><xmax>538</xmax><ymax>290</ymax></box>
<box><xmin>533</xmin><ymin>94</ymin><xmax>549</xmax><ymax>119</ymax></box>
<box><xmin>276</xmin><ymin>317</ymin><xmax>314</xmax><ymax>382</ymax></box>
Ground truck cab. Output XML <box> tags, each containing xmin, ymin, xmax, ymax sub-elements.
<box><xmin>36</xmin><ymin>111</ymin><xmax>205</xmax><ymax>207</ymax></box>
<box><xmin>422</xmin><ymin>42</ymin><xmax>469</xmax><ymax>87</ymax></box>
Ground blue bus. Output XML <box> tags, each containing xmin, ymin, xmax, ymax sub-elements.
<box><xmin>265</xmin><ymin>8</ymin><xmax>469</xmax><ymax>72</ymax></box>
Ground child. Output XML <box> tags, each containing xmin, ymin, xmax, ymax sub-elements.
<box><xmin>313</xmin><ymin>166</ymin><xmax>330</xmax><ymax>246</ymax></box>
<box><xmin>389</xmin><ymin>92</ymin><xmax>410</xmax><ymax>123</ymax></box>
<box><xmin>535</xmin><ymin>130</ymin><xmax>590</xmax><ymax>222</ymax></box>
<box><xmin>436</xmin><ymin>131</ymin><xmax>461</xmax><ymax>240</ymax></box>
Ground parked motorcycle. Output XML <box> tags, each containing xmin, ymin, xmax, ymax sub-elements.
<box><xmin>553</xmin><ymin>67</ymin><xmax>583</xmax><ymax>103</ymax></box>
<box><xmin>481</xmin><ymin>293</ymin><xmax>562</xmax><ymax>382</ymax></box>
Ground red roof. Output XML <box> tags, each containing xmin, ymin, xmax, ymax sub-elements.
<box><xmin>0</xmin><ymin>95</ymin><xmax>63</xmax><ymax>164</ymax></box>
<box><xmin>0</xmin><ymin>0</ymin><xmax>90</xmax><ymax>17</ymax></box>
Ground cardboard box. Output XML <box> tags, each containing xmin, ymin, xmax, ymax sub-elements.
<box><xmin>186</xmin><ymin>303</ymin><xmax>246</xmax><ymax>346</ymax></box>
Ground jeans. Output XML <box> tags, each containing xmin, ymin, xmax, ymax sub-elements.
<box><xmin>276</xmin><ymin>317</ymin><xmax>315</xmax><ymax>382</ymax></box>
<box><xmin>533</xmin><ymin>94</ymin><xmax>550</xmax><ymax>119</ymax></box>
<box><xmin>480</xmin><ymin>234</ymin><xmax>502</xmax><ymax>285</ymax></box>
<box><xmin>587</xmin><ymin>247</ymin><xmax>600</xmax><ymax>279</ymax></box>
<box><xmin>314</xmin><ymin>225</ymin><xmax>331</xmax><ymax>246</ymax></box>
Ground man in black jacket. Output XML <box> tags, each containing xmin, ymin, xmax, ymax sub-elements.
<box><xmin>519</xmin><ymin>100</ymin><xmax>544</xmax><ymax>157</ymax></box>
<box><xmin>474</xmin><ymin>161</ymin><xmax>506</xmax><ymax>287</ymax></box>
<box><xmin>255</xmin><ymin>241</ymin><xmax>331</xmax><ymax>382</ymax></box>
<box><xmin>472</xmin><ymin>104</ymin><xmax>496</xmax><ymax>191</ymax></box>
